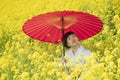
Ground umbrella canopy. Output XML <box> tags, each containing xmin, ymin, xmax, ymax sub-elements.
<box><xmin>22</xmin><ymin>11</ymin><xmax>103</xmax><ymax>44</ymax></box>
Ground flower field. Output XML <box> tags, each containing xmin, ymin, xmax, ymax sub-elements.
<box><xmin>0</xmin><ymin>0</ymin><xmax>120</xmax><ymax>80</ymax></box>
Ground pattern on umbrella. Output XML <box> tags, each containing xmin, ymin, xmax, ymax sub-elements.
<box><xmin>23</xmin><ymin>11</ymin><xmax>103</xmax><ymax>43</ymax></box>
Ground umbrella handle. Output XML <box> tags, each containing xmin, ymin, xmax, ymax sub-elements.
<box><xmin>61</xmin><ymin>17</ymin><xmax>65</xmax><ymax>56</ymax></box>
<box><xmin>62</xmin><ymin>29</ymin><xmax>65</xmax><ymax>56</ymax></box>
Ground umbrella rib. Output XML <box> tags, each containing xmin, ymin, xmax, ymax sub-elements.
<box><xmin>69</xmin><ymin>26</ymin><xmax>88</xmax><ymax>40</ymax></box>
<box><xmin>24</xmin><ymin>24</ymin><xmax>49</xmax><ymax>35</ymax></box>
<box><xmin>77</xmin><ymin>19</ymin><xmax>103</xmax><ymax>27</ymax></box>
<box><xmin>46</xmin><ymin>27</ymin><xmax>59</xmax><ymax>43</ymax></box>
<box><xmin>29</xmin><ymin>24</ymin><xmax>54</xmax><ymax>39</ymax></box>
<box><xmin>76</xmin><ymin>23</ymin><xmax>98</xmax><ymax>35</ymax></box>
<box><xmin>24</xmin><ymin>19</ymin><xmax>44</xmax><ymax>26</ymax></box>
<box><xmin>76</xmin><ymin>21</ymin><xmax>103</xmax><ymax>30</ymax></box>
<box><xmin>73</xmin><ymin>25</ymin><xmax>90</xmax><ymax>38</ymax></box>
<box><xmin>23</xmin><ymin>22</ymin><xmax>50</xmax><ymax>31</ymax></box>
<box><xmin>73</xmin><ymin>23</ymin><xmax>102</xmax><ymax>38</ymax></box>
<box><xmin>23</xmin><ymin>20</ymin><xmax>55</xmax><ymax>33</ymax></box>
<box><xmin>76</xmin><ymin>13</ymin><xmax>102</xmax><ymax>21</ymax></box>
<box><xmin>23</xmin><ymin>25</ymin><xmax>46</xmax><ymax>33</ymax></box>
<box><xmin>84</xmin><ymin>22</ymin><xmax>102</xmax><ymax>32</ymax></box>
<box><xmin>28</xmin><ymin>26</ymin><xmax>52</xmax><ymax>41</ymax></box>
<box><xmin>37</xmin><ymin>25</ymin><xmax>56</xmax><ymax>41</ymax></box>
<box><xmin>75</xmin><ymin>22</ymin><xmax>102</xmax><ymax>34</ymax></box>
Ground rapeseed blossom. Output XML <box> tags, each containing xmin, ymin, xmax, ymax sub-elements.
<box><xmin>0</xmin><ymin>0</ymin><xmax>120</xmax><ymax>80</ymax></box>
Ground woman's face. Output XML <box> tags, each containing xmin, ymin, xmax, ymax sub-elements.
<box><xmin>67</xmin><ymin>34</ymin><xmax>79</xmax><ymax>47</ymax></box>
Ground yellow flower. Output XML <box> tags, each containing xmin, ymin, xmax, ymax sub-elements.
<box><xmin>1</xmin><ymin>62</ymin><xmax>9</xmax><ymax>69</ymax></box>
<box><xmin>117</xmin><ymin>69</ymin><xmax>120</xmax><ymax>79</ymax></box>
<box><xmin>42</xmin><ymin>52</ymin><xmax>48</xmax><ymax>58</ymax></box>
<box><xmin>65</xmin><ymin>75</ymin><xmax>72</xmax><ymax>80</ymax></box>
<box><xmin>21</xmin><ymin>72</ymin><xmax>30</xmax><ymax>80</ymax></box>
<box><xmin>31</xmin><ymin>52</ymin><xmax>40</xmax><ymax>59</ymax></box>
<box><xmin>1</xmin><ymin>73</ymin><xmax>8</xmax><ymax>80</ymax></box>
<box><xmin>105</xmin><ymin>55</ymin><xmax>114</xmax><ymax>62</ymax></box>
<box><xmin>64</xmin><ymin>55</ymin><xmax>69</xmax><ymax>59</ymax></box>
<box><xmin>11</xmin><ymin>66</ymin><xmax>16</xmax><ymax>71</ymax></box>
<box><xmin>76</xmin><ymin>55</ymin><xmax>83</xmax><ymax>63</ymax></box>
<box><xmin>117</xmin><ymin>28</ymin><xmax>120</xmax><ymax>35</ymax></box>
<box><xmin>61</xmin><ymin>72</ymin><xmax>67</xmax><ymax>79</ymax></box>
<box><xmin>46</xmin><ymin>78</ymin><xmax>52</xmax><ymax>80</ymax></box>
<box><xmin>56</xmin><ymin>72</ymin><xmax>62</xmax><ymax>77</ymax></box>
<box><xmin>104</xmin><ymin>50</ymin><xmax>111</xmax><ymax>56</ymax></box>
<box><xmin>32</xmin><ymin>73</ymin><xmax>40</xmax><ymax>80</ymax></box>
<box><xmin>40</xmin><ymin>72</ymin><xmax>46</xmax><ymax>77</ymax></box>
<box><xmin>14</xmin><ymin>69</ymin><xmax>19</xmax><ymax>75</ymax></box>
<box><xmin>118</xmin><ymin>58</ymin><xmax>120</xmax><ymax>68</ymax></box>
<box><xmin>66</xmin><ymin>59</ymin><xmax>74</xmax><ymax>67</ymax></box>
<box><xmin>42</xmin><ymin>67</ymin><xmax>47</xmax><ymax>72</ymax></box>
<box><xmin>0</xmin><ymin>0</ymin><xmax>120</xmax><ymax>80</ymax></box>
<box><xmin>48</xmin><ymin>69</ymin><xmax>55</xmax><ymax>76</ymax></box>
<box><xmin>0</xmin><ymin>28</ymin><xmax>2</xmax><ymax>39</ymax></box>
<box><xmin>55</xmin><ymin>49</ymin><xmax>61</xmax><ymax>53</ymax></box>
<box><xmin>18</xmin><ymin>48</ymin><xmax>25</xmax><ymax>55</ymax></box>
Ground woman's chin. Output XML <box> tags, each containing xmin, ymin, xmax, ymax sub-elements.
<box><xmin>71</xmin><ymin>44</ymin><xmax>78</xmax><ymax>47</ymax></box>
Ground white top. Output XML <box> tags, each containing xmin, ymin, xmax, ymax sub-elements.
<box><xmin>65</xmin><ymin>46</ymin><xmax>91</xmax><ymax>65</ymax></box>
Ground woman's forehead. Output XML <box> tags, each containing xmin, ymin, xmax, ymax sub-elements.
<box><xmin>67</xmin><ymin>34</ymin><xmax>76</xmax><ymax>38</ymax></box>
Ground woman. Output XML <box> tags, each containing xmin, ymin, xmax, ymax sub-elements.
<box><xmin>61</xmin><ymin>32</ymin><xmax>91</xmax><ymax>65</ymax></box>
<box><xmin>59</xmin><ymin>32</ymin><xmax>91</xmax><ymax>80</ymax></box>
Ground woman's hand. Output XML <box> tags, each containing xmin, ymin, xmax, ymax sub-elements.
<box><xmin>61</xmin><ymin>56</ymin><xmax>66</xmax><ymax>63</ymax></box>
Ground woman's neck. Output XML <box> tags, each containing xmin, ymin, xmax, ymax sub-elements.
<box><xmin>71</xmin><ymin>45</ymin><xmax>80</xmax><ymax>55</ymax></box>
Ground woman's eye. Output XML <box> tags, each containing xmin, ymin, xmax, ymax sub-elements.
<box><xmin>73</xmin><ymin>35</ymin><xmax>76</xmax><ymax>37</ymax></box>
<box><xmin>68</xmin><ymin>37</ymin><xmax>72</xmax><ymax>40</ymax></box>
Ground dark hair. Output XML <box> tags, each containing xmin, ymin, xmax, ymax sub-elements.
<box><xmin>62</xmin><ymin>32</ymin><xmax>75</xmax><ymax>48</ymax></box>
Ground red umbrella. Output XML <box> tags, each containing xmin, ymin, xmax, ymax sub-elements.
<box><xmin>22</xmin><ymin>11</ymin><xmax>103</xmax><ymax>55</ymax></box>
